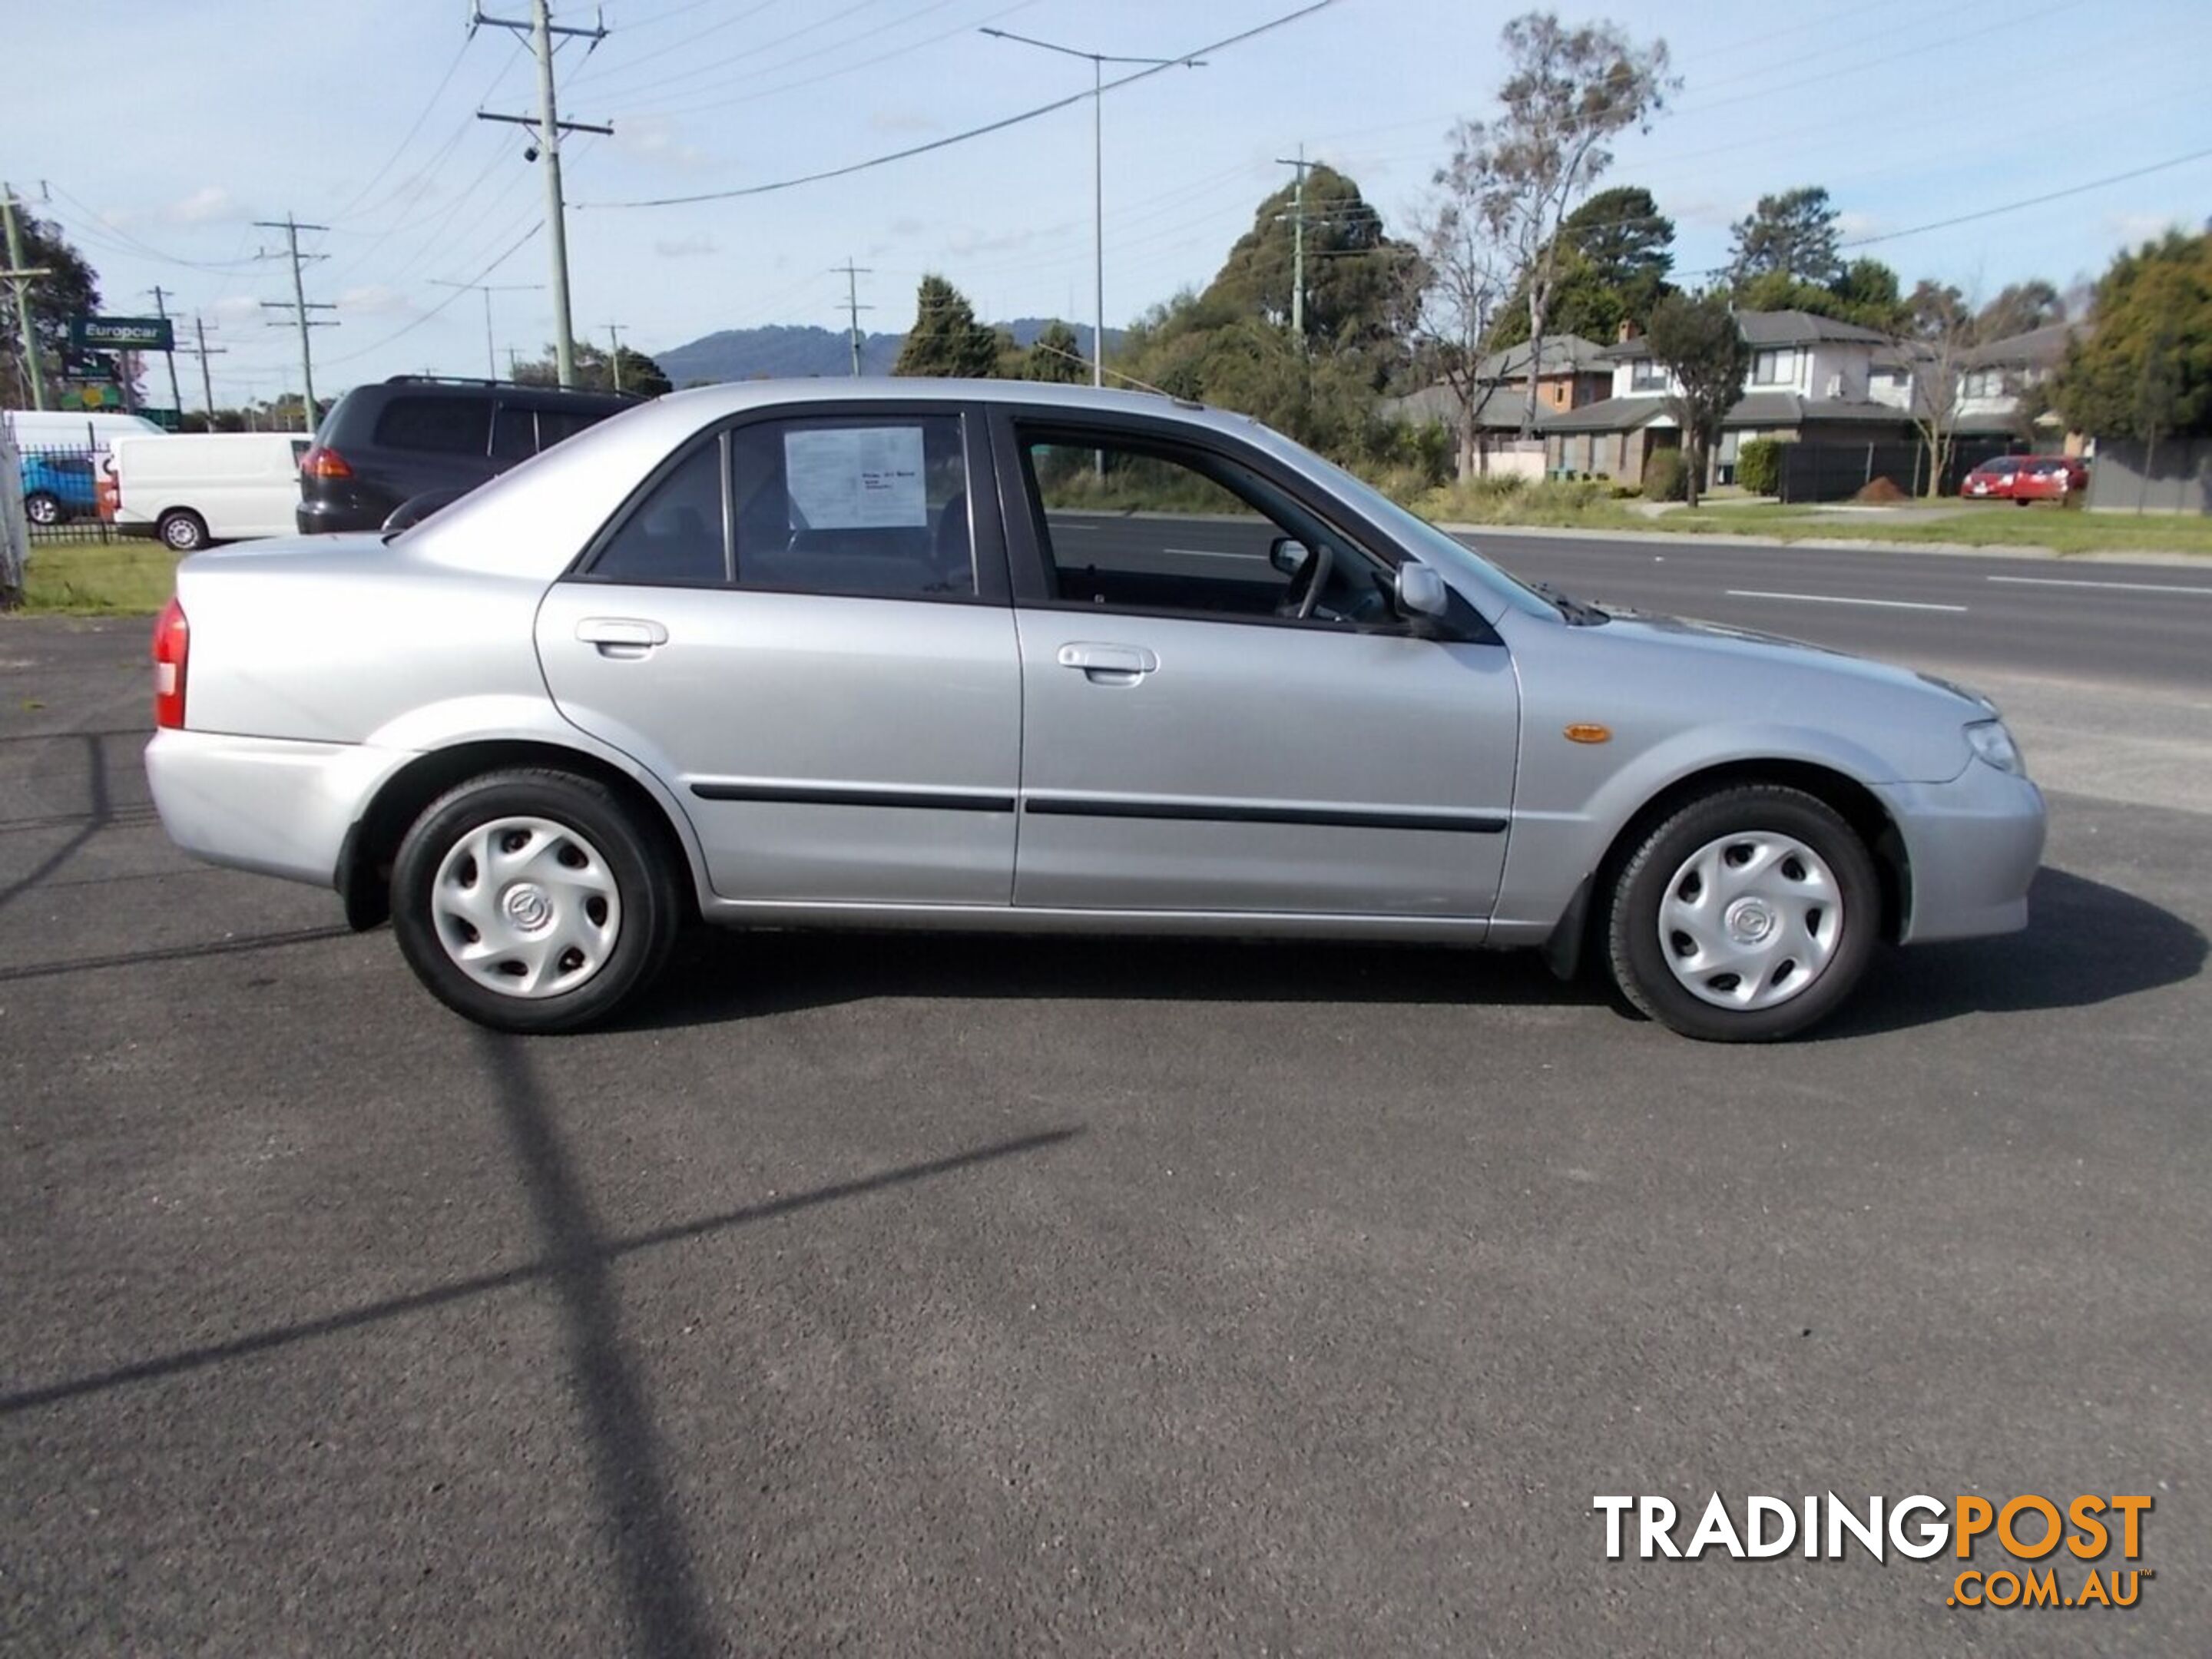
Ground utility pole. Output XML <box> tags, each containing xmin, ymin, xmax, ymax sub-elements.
<box><xmin>604</xmin><ymin>322</ymin><xmax>625</xmax><ymax>390</ymax></box>
<box><xmin>144</xmin><ymin>285</ymin><xmax>184</xmax><ymax>419</ymax></box>
<box><xmin>981</xmin><ymin>28</ymin><xmax>1205</xmax><ymax>389</ymax></box>
<box><xmin>183</xmin><ymin>316</ymin><xmax>227</xmax><ymax>422</ymax></box>
<box><xmin>473</xmin><ymin>0</ymin><xmax>611</xmax><ymax>389</ymax></box>
<box><xmin>2</xmin><ymin>183</ymin><xmax>52</xmax><ymax>410</ymax></box>
<box><xmin>256</xmin><ymin>214</ymin><xmax>337</xmax><ymax>432</ymax></box>
<box><xmin>1274</xmin><ymin>146</ymin><xmax>1311</xmax><ymax>346</ymax></box>
<box><xmin>431</xmin><ymin>278</ymin><xmax>542</xmax><ymax>379</ymax></box>
<box><xmin>832</xmin><ymin>260</ymin><xmax>872</xmax><ymax>376</ymax></box>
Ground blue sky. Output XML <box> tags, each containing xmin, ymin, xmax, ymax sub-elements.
<box><xmin>7</xmin><ymin>0</ymin><xmax>2209</xmax><ymax>409</ymax></box>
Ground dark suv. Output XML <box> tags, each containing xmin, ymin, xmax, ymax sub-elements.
<box><xmin>296</xmin><ymin>376</ymin><xmax>640</xmax><ymax>534</ymax></box>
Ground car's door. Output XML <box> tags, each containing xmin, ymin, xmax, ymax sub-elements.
<box><xmin>535</xmin><ymin>402</ymin><xmax>1022</xmax><ymax>907</ymax></box>
<box><xmin>994</xmin><ymin>410</ymin><xmax>1520</xmax><ymax>917</ymax></box>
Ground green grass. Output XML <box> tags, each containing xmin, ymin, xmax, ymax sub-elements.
<box><xmin>1406</xmin><ymin>481</ymin><xmax>2212</xmax><ymax>555</ymax></box>
<box><xmin>18</xmin><ymin>541</ymin><xmax>181</xmax><ymax>614</ymax></box>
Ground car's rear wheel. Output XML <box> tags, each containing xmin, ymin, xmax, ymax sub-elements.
<box><xmin>25</xmin><ymin>491</ymin><xmax>62</xmax><ymax>527</ymax></box>
<box><xmin>390</xmin><ymin>769</ymin><xmax>680</xmax><ymax>1033</ymax></box>
<box><xmin>158</xmin><ymin>509</ymin><xmax>209</xmax><ymax>551</ymax></box>
<box><xmin>1605</xmin><ymin>785</ymin><xmax>1879</xmax><ymax>1041</ymax></box>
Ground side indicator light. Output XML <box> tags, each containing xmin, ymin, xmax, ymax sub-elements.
<box><xmin>1564</xmin><ymin>723</ymin><xmax>1611</xmax><ymax>744</ymax></box>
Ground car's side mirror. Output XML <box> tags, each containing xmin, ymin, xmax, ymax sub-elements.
<box><xmin>1269</xmin><ymin>537</ymin><xmax>1310</xmax><ymax>576</ymax></box>
<box><xmin>1396</xmin><ymin>563</ymin><xmax>1448</xmax><ymax>621</ymax></box>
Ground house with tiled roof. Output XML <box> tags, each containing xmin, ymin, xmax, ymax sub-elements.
<box><xmin>1538</xmin><ymin>310</ymin><xmax>1926</xmax><ymax>485</ymax></box>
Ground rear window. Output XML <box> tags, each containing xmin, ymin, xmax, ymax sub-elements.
<box><xmin>535</xmin><ymin>408</ymin><xmax>604</xmax><ymax>449</ymax></box>
<box><xmin>371</xmin><ymin>397</ymin><xmax>491</xmax><ymax>455</ymax></box>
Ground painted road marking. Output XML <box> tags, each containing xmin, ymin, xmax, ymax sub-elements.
<box><xmin>1985</xmin><ymin>575</ymin><xmax>2212</xmax><ymax>597</ymax></box>
<box><xmin>1724</xmin><ymin>589</ymin><xmax>1969</xmax><ymax>613</ymax></box>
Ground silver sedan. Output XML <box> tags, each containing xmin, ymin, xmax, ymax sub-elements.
<box><xmin>144</xmin><ymin>381</ymin><xmax>2045</xmax><ymax>1039</ymax></box>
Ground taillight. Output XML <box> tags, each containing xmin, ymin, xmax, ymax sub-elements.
<box><xmin>153</xmin><ymin>595</ymin><xmax>189</xmax><ymax>730</ymax></box>
<box><xmin>302</xmin><ymin>444</ymin><xmax>353</xmax><ymax>480</ymax></box>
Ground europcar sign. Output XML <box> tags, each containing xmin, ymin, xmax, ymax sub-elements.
<box><xmin>68</xmin><ymin>316</ymin><xmax>175</xmax><ymax>353</ymax></box>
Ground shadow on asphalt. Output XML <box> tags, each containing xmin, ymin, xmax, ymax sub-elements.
<box><xmin>1818</xmin><ymin>866</ymin><xmax>2205</xmax><ymax>1039</ymax></box>
<box><xmin>628</xmin><ymin>866</ymin><xmax>2202</xmax><ymax>1041</ymax></box>
<box><xmin>0</xmin><ymin>1107</ymin><xmax>1081</xmax><ymax>1651</ymax></box>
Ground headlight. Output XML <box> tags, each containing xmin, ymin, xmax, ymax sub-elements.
<box><xmin>1965</xmin><ymin>719</ymin><xmax>2025</xmax><ymax>777</ymax></box>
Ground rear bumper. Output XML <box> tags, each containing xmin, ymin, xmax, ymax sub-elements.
<box><xmin>296</xmin><ymin>495</ymin><xmax>393</xmax><ymax>536</ymax></box>
<box><xmin>145</xmin><ymin>728</ymin><xmax>403</xmax><ymax>888</ymax></box>
<box><xmin>1876</xmin><ymin>762</ymin><xmax>2047</xmax><ymax>943</ymax></box>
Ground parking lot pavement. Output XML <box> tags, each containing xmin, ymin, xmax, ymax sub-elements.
<box><xmin>2</xmin><ymin>617</ymin><xmax>2207</xmax><ymax>1655</ymax></box>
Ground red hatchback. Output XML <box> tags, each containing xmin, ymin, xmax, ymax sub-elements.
<box><xmin>2011</xmin><ymin>455</ymin><xmax>2088</xmax><ymax>502</ymax></box>
<box><xmin>1962</xmin><ymin>455</ymin><xmax>2031</xmax><ymax>500</ymax></box>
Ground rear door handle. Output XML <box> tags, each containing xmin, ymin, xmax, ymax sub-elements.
<box><xmin>1057</xmin><ymin>641</ymin><xmax>1157</xmax><ymax>680</ymax></box>
<box><xmin>576</xmin><ymin>617</ymin><xmax>668</xmax><ymax>658</ymax></box>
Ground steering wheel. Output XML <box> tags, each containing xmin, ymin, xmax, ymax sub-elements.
<box><xmin>1276</xmin><ymin>541</ymin><xmax>1334</xmax><ymax>620</ymax></box>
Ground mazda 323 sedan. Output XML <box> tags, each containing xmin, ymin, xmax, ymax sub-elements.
<box><xmin>145</xmin><ymin>381</ymin><xmax>2045</xmax><ymax>1040</ymax></box>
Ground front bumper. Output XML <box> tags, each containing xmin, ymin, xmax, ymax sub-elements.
<box><xmin>146</xmin><ymin>728</ymin><xmax>402</xmax><ymax>889</ymax></box>
<box><xmin>1875</xmin><ymin>760</ymin><xmax>2047</xmax><ymax>943</ymax></box>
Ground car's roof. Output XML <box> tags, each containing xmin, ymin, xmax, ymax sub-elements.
<box><xmin>653</xmin><ymin>376</ymin><xmax>1243</xmax><ymax>429</ymax></box>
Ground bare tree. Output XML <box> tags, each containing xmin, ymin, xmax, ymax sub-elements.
<box><xmin>1407</xmin><ymin>197</ymin><xmax>1508</xmax><ymax>478</ymax></box>
<box><xmin>1895</xmin><ymin>279</ymin><xmax>1979</xmax><ymax>499</ymax></box>
<box><xmin>1434</xmin><ymin>12</ymin><xmax>1675</xmax><ymax>439</ymax></box>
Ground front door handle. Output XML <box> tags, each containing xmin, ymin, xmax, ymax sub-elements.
<box><xmin>1057</xmin><ymin>641</ymin><xmax>1157</xmax><ymax>682</ymax></box>
<box><xmin>576</xmin><ymin>617</ymin><xmax>668</xmax><ymax>659</ymax></box>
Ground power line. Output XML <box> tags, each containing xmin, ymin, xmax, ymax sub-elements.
<box><xmin>431</xmin><ymin>276</ymin><xmax>544</xmax><ymax>378</ymax></box>
<box><xmin>323</xmin><ymin>220</ymin><xmax>545</xmax><ymax>368</ymax></box>
<box><xmin>329</xmin><ymin>35</ymin><xmax>475</xmax><ymax>220</ymax></box>
<box><xmin>578</xmin><ymin>0</ymin><xmax>1342</xmax><ymax>210</ymax></box>
<box><xmin>1835</xmin><ymin>146</ymin><xmax>2212</xmax><ymax>252</ymax></box>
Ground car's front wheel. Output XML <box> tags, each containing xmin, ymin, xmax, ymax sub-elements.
<box><xmin>390</xmin><ymin>768</ymin><xmax>682</xmax><ymax>1033</ymax></box>
<box><xmin>1605</xmin><ymin>785</ymin><xmax>1879</xmax><ymax>1041</ymax></box>
<box><xmin>24</xmin><ymin>491</ymin><xmax>63</xmax><ymax>527</ymax></box>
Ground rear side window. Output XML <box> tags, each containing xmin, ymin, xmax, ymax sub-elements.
<box><xmin>589</xmin><ymin>441</ymin><xmax>727</xmax><ymax>585</ymax></box>
<box><xmin>731</xmin><ymin>415</ymin><xmax>971</xmax><ymax>598</ymax></box>
<box><xmin>584</xmin><ymin>413</ymin><xmax>974</xmax><ymax>599</ymax></box>
<box><xmin>535</xmin><ymin>409</ymin><xmax>602</xmax><ymax>449</ymax></box>
<box><xmin>491</xmin><ymin>405</ymin><xmax>536</xmax><ymax>462</ymax></box>
<box><xmin>372</xmin><ymin>396</ymin><xmax>490</xmax><ymax>455</ymax></box>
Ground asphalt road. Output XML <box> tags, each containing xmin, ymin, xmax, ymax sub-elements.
<box><xmin>3</xmin><ymin>555</ymin><xmax>2208</xmax><ymax>1654</ymax></box>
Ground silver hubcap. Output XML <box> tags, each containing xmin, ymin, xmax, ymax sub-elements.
<box><xmin>1659</xmin><ymin>831</ymin><xmax>1843</xmax><ymax>1012</ymax></box>
<box><xmin>431</xmin><ymin>815</ymin><xmax>621</xmax><ymax>999</ymax></box>
<box><xmin>164</xmin><ymin>518</ymin><xmax>197</xmax><ymax>548</ymax></box>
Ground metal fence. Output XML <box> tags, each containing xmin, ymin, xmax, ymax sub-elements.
<box><xmin>1777</xmin><ymin>437</ymin><xmax>2014</xmax><ymax>504</ymax></box>
<box><xmin>2084</xmin><ymin>438</ymin><xmax>2212</xmax><ymax>515</ymax></box>
<box><xmin>13</xmin><ymin>441</ymin><xmax>120</xmax><ymax>545</ymax></box>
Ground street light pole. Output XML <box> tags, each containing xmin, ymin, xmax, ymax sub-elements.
<box><xmin>981</xmin><ymin>27</ymin><xmax>1204</xmax><ymax>388</ymax></box>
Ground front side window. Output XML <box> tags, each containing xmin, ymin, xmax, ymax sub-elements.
<box><xmin>1017</xmin><ymin>430</ymin><xmax>1398</xmax><ymax>628</ymax></box>
<box><xmin>491</xmin><ymin>405</ymin><xmax>536</xmax><ymax>462</ymax></box>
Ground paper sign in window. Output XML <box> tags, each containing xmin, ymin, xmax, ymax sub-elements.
<box><xmin>783</xmin><ymin>426</ymin><xmax>929</xmax><ymax>529</ymax></box>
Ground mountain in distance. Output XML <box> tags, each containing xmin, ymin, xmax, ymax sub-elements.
<box><xmin>657</xmin><ymin>319</ymin><xmax>1124</xmax><ymax>386</ymax></box>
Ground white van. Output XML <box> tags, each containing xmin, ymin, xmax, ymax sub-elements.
<box><xmin>110</xmin><ymin>432</ymin><xmax>310</xmax><ymax>551</ymax></box>
<box><xmin>2</xmin><ymin>409</ymin><xmax>170</xmax><ymax>452</ymax></box>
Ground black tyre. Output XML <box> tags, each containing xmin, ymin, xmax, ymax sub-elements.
<box><xmin>25</xmin><ymin>491</ymin><xmax>63</xmax><ymax>527</ymax></box>
<box><xmin>390</xmin><ymin>768</ymin><xmax>683</xmax><ymax>1033</ymax></box>
<box><xmin>1605</xmin><ymin>785</ymin><xmax>1880</xmax><ymax>1042</ymax></box>
<box><xmin>158</xmin><ymin>510</ymin><xmax>209</xmax><ymax>551</ymax></box>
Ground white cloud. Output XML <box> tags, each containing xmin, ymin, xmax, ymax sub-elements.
<box><xmin>1834</xmin><ymin>210</ymin><xmax>1880</xmax><ymax>240</ymax></box>
<box><xmin>209</xmin><ymin>295</ymin><xmax>264</xmax><ymax>324</ymax></box>
<box><xmin>2103</xmin><ymin>210</ymin><xmax>2181</xmax><ymax>246</ymax></box>
<box><xmin>615</xmin><ymin>117</ymin><xmax>707</xmax><ymax>170</ymax></box>
<box><xmin>336</xmin><ymin>285</ymin><xmax>413</xmax><ymax>318</ymax></box>
<box><xmin>654</xmin><ymin>233</ymin><xmax>718</xmax><ymax>258</ymax></box>
<box><xmin>167</xmin><ymin>186</ymin><xmax>240</xmax><ymax>225</ymax></box>
<box><xmin>890</xmin><ymin>217</ymin><xmax>927</xmax><ymax>239</ymax></box>
<box><xmin>870</xmin><ymin>110</ymin><xmax>938</xmax><ymax>135</ymax></box>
